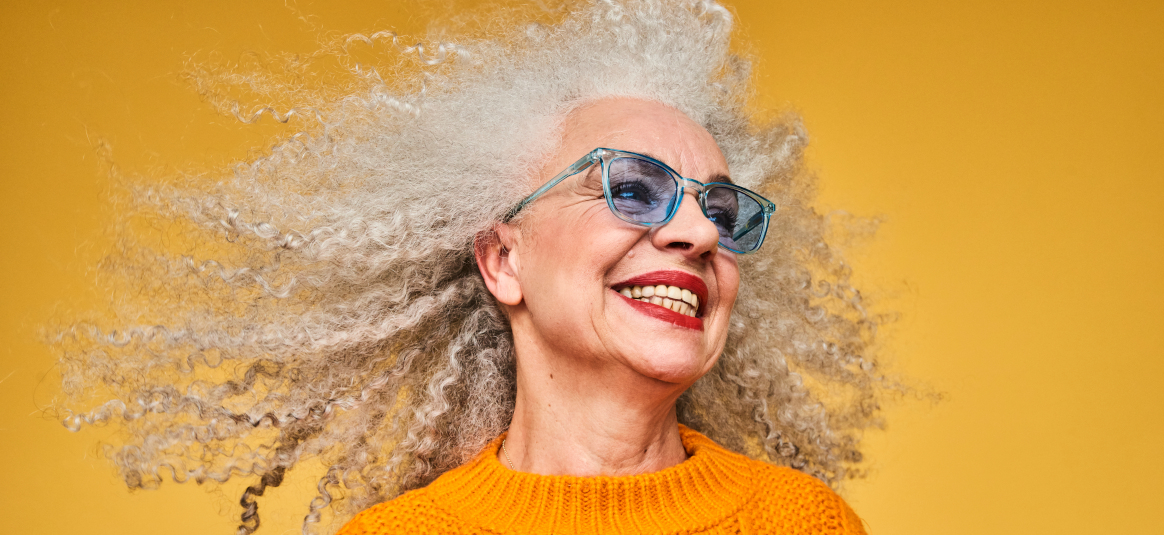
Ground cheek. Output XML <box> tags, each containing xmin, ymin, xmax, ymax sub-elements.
<box><xmin>716</xmin><ymin>257</ymin><xmax>741</xmax><ymax>308</ymax></box>
<box><xmin>516</xmin><ymin>208</ymin><xmax>629</xmax><ymax>298</ymax></box>
<box><xmin>535</xmin><ymin>208</ymin><xmax>642</xmax><ymax>268</ymax></box>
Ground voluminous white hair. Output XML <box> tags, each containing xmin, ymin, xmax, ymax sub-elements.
<box><xmin>52</xmin><ymin>1</ymin><xmax>886</xmax><ymax>533</ymax></box>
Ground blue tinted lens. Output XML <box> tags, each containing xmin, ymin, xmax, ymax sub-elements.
<box><xmin>607</xmin><ymin>157</ymin><xmax>678</xmax><ymax>223</ymax></box>
<box><xmin>705</xmin><ymin>186</ymin><xmax>766</xmax><ymax>252</ymax></box>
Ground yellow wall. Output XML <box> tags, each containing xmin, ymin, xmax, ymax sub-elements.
<box><xmin>1</xmin><ymin>1</ymin><xmax>1160</xmax><ymax>533</ymax></box>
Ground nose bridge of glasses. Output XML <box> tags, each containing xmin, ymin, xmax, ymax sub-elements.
<box><xmin>671</xmin><ymin>176</ymin><xmax>719</xmax><ymax>227</ymax></box>
<box><xmin>676</xmin><ymin>176</ymin><xmax>709</xmax><ymax>202</ymax></box>
<box><xmin>677</xmin><ymin>175</ymin><xmax>706</xmax><ymax>188</ymax></box>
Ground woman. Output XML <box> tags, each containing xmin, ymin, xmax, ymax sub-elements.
<box><xmin>55</xmin><ymin>1</ymin><xmax>883</xmax><ymax>533</ymax></box>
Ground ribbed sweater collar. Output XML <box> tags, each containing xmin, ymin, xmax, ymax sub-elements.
<box><xmin>423</xmin><ymin>425</ymin><xmax>756</xmax><ymax>534</ymax></box>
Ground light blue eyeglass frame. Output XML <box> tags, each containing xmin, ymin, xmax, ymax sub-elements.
<box><xmin>502</xmin><ymin>148</ymin><xmax>777</xmax><ymax>254</ymax></box>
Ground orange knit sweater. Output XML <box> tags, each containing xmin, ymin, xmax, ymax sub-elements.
<box><xmin>337</xmin><ymin>425</ymin><xmax>866</xmax><ymax>534</ymax></box>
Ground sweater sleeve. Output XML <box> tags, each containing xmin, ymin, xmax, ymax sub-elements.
<box><xmin>745</xmin><ymin>464</ymin><xmax>869</xmax><ymax>535</ymax></box>
<box><xmin>335</xmin><ymin>491</ymin><xmax>467</xmax><ymax>535</ymax></box>
<box><xmin>335</xmin><ymin>502</ymin><xmax>392</xmax><ymax>535</ymax></box>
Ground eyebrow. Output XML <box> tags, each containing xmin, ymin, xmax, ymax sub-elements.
<box><xmin>636</xmin><ymin>151</ymin><xmax>735</xmax><ymax>184</ymax></box>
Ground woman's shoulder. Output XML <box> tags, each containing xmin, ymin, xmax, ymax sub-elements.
<box><xmin>333</xmin><ymin>488</ymin><xmax>454</xmax><ymax>535</ymax></box>
<box><xmin>679</xmin><ymin>425</ymin><xmax>867</xmax><ymax>534</ymax></box>
<box><xmin>738</xmin><ymin>458</ymin><xmax>868</xmax><ymax>534</ymax></box>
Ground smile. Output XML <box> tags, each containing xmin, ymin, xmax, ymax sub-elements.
<box><xmin>617</xmin><ymin>285</ymin><xmax>699</xmax><ymax>317</ymax></box>
<box><xmin>610</xmin><ymin>271</ymin><xmax>710</xmax><ymax>329</ymax></box>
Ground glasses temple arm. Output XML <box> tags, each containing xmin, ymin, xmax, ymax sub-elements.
<box><xmin>501</xmin><ymin>153</ymin><xmax>597</xmax><ymax>222</ymax></box>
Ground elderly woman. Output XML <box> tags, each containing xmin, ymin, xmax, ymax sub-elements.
<box><xmin>55</xmin><ymin>1</ymin><xmax>883</xmax><ymax>534</ymax></box>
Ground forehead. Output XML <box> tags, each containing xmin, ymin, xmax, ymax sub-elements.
<box><xmin>554</xmin><ymin>98</ymin><xmax>728</xmax><ymax>181</ymax></box>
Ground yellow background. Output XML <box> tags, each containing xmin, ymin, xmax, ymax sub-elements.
<box><xmin>2</xmin><ymin>0</ymin><xmax>1161</xmax><ymax>533</ymax></box>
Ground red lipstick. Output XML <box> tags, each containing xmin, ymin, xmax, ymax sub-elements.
<box><xmin>615</xmin><ymin>293</ymin><xmax>704</xmax><ymax>330</ymax></box>
<box><xmin>613</xmin><ymin>271</ymin><xmax>708</xmax><ymax>308</ymax></box>
<box><xmin>611</xmin><ymin>270</ymin><xmax>709</xmax><ymax>331</ymax></box>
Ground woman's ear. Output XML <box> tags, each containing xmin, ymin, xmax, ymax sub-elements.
<box><xmin>474</xmin><ymin>224</ymin><xmax>523</xmax><ymax>306</ymax></box>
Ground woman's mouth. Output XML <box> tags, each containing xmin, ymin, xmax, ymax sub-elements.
<box><xmin>615</xmin><ymin>284</ymin><xmax>699</xmax><ymax>317</ymax></box>
<box><xmin>610</xmin><ymin>271</ymin><xmax>709</xmax><ymax>330</ymax></box>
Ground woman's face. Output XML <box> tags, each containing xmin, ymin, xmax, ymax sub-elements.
<box><xmin>500</xmin><ymin>98</ymin><xmax>740</xmax><ymax>386</ymax></box>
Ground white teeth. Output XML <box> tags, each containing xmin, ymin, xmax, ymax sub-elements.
<box><xmin>617</xmin><ymin>284</ymin><xmax>702</xmax><ymax>317</ymax></box>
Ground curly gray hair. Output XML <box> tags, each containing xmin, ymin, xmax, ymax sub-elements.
<box><xmin>52</xmin><ymin>0</ymin><xmax>885</xmax><ymax>533</ymax></box>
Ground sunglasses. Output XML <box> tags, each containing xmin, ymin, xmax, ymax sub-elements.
<box><xmin>503</xmin><ymin>148</ymin><xmax>775</xmax><ymax>254</ymax></box>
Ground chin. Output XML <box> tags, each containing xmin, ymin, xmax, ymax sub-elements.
<box><xmin>625</xmin><ymin>348</ymin><xmax>715</xmax><ymax>385</ymax></box>
<box><xmin>607</xmin><ymin>293</ymin><xmax>719</xmax><ymax>383</ymax></box>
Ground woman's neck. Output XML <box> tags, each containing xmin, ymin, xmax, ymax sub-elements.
<box><xmin>501</xmin><ymin>356</ymin><xmax>689</xmax><ymax>477</ymax></box>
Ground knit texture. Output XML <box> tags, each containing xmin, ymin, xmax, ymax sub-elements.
<box><xmin>337</xmin><ymin>425</ymin><xmax>866</xmax><ymax>534</ymax></box>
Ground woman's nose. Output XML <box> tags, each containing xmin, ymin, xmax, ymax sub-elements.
<box><xmin>650</xmin><ymin>190</ymin><xmax>721</xmax><ymax>260</ymax></box>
